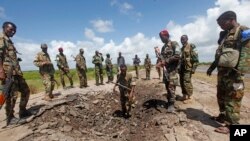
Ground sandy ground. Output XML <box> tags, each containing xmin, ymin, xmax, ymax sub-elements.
<box><xmin>0</xmin><ymin>67</ymin><xmax>249</xmax><ymax>141</ymax></box>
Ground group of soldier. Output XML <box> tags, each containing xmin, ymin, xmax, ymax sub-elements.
<box><xmin>0</xmin><ymin>10</ymin><xmax>248</xmax><ymax>135</ymax></box>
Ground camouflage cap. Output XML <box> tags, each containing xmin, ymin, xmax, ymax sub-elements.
<box><xmin>41</xmin><ymin>43</ymin><xmax>48</xmax><ymax>49</ymax></box>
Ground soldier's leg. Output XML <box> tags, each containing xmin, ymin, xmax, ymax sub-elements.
<box><xmin>215</xmin><ymin>74</ymin><xmax>226</xmax><ymax>121</ymax></box>
<box><xmin>119</xmin><ymin>88</ymin><xmax>127</xmax><ymax>115</ymax></box>
<box><xmin>66</xmin><ymin>72</ymin><xmax>74</xmax><ymax>87</ymax></box>
<box><xmin>167</xmin><ymin>80</ymin><xmax>176</xmax><ymax>112</ymax></box>
<box><xmin>17</xmin><ymin>76</ymin><xmax>31</xmax><ymax>118</ymax></box>
<box><xmin>148</xmin><ymin>69</ymin><xmax>151</xmax><ymax>79</ymax></box>
<box><xmin>42</xmin><ymin>74</ymin><xmax>53</xmax><ymax>100</ymax></box>
<box><xmin>59</xmin><ymin>71</ymin><xmax>65</xmax><ymax>88</ymax></box>
<box><xmin>95</xmin><ymin>67</ymin><xmax>99</xmax><ymax>85</ymax></box>
<box><xmin>183</xmin><ymin>71</ymin><xmax>193</xmax><ymax>98</ymax></box>
<box><xmin>77</xmin><ymin>69</ymin><xmax>84</xmax><ymax>88</ymax></box>
<box><xmin>83</xmin><ymin>70</ymin><xmax>88</xmax><ymax>87</ymax></box>
<box><xmin>100</xmin><ymin>68</ymin><xmax>104</xmax><ymax>84</ymax></box>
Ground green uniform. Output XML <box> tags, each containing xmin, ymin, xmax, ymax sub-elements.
<box><xmin>214</xmin><ymin>25</ymin><xmax>249</xmax><ymax>125</ymax></box>
<box><xmin>161</xmin><ymin>40</ymin><xmax>180</xmax><ymax>104</ymax></box>
<box><xmin>56</xmin><ymin>53</ymin><xmax>73</xmax><ymax>88</ymax></box>
<box><xmin>144</xmin><ymin>57</ymin><xmax>151</xmax><ymax>80</ymax></box>
<box><xmin>75</xmin><ymin>53</ymin><xmax>88</xmax><ymax>87</ymax></box>
<box><xmin>179</xmin><ymin>43</ymin><xmax>199</xmax><ymax>98</ymax></box>
<box><xmin>92</xmin><ymin>54</ymin><xmax>104</xmax><ymax>85</ymax></box>
<box><xmin>116</xmin><ymin>72</ymin><xmax>136</xmax><ymax>115</ymax></box>
<box><xmin>105</xmin><ymin>57</ymin><xmax>113</xmax><ymax>82</ymax></box>
<box><xmin>133</xmin><ymin>57</ymin><xmax>141</xmax><ymax>78</ymax></box>
<box><xmin>34</xmin><ymin>51</ymin><xmax>55</xmax><ymax>97</ymax></box>
<box><xmin>0</xmin><ymin>32</ymin><xmax>30</xmax><ymax>119</ymax></box>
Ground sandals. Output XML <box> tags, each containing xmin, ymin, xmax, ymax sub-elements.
<box><xmin>215</xmin><ymin>126</ymin><xmax>230</xmax><ymax>134</ymax></box>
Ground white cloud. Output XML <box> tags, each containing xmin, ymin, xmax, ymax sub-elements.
<box><xmin>0</xmin><ymin>7</ymin><xmax>6</xmax><ymax>19</ymax></box>
<box><xmin>84</xmin><ymin>28</ymin><xmax>104</xmax><ymax>46</ymax></box>
<box><xmin>166</xmin><ymin>0</ymin><xmax>250</xmax><ymax>62</ymax></box>
<box><xmin>91</xmin><ymin>19</ymin><xmax>114</xmax><ymax>33</ymax></box>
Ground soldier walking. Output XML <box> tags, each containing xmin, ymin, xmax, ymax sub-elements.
<box><xmin>75</xmin><ymin>49</ymin><xmax>88</xmax><ymax>88</ymax></box>
<box><xmin>105</xmin><ymin>53</ymin><xmax>114</xmax><ymax>83</ymax></box>
<box><xmin>113</xmin><ymin>64</ymin><xmax>136</xmax><ymax>118</ymax></box>
<box><xmin>0</xmin><ymin>22</ymin><xmax>31</xmax><ymax>125</ymax></box>
<box><xmin>144</xmin><ymin>54</ymin><xmax>151</xmax><ymax>80</ymax></box>
<box><xmin>159</xmin><ymin>29</ymin><xmax>180</xmax><ymax>113</ymax></box>
<box><xmin>34</xmin><ymin>44</ymin><xmax>56</xmax><ymax>101</ymax></box>
<box><xmin>133</xmin><ymin>54</ymin><xmax>141</xmax><ymax>79</ymax></box>
<box><xmin>56</xmin><ymin>47</ymin><xmax>73</xmax><ymax>89</ymax></box>
<box><xmin>92</xmin><ymin>51</ymin><xmax>104</xmax><ymax>85</ymax></box>
<box><xmin>179</xmin><ymin>35</ymin><xmax>199</xmax><ymax>103</ymax></box>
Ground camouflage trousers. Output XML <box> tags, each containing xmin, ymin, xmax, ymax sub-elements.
<box><xmin>217</xmin><ymin>71</ymin><xmax>244</xmax><ymax>125</ymax></box>
<box><xmin>0</xmin><ymin>75</ymin><xmax>30</xmax><ymax>118</ymax></box>
<box><xmin>163</xmin><ymin>71</ymin><xmax>178</xmax><ymax>103</ymax></box>
<box><xmin>41</xmin><ymin>74</ymin><xmax>55</xmax><ymax>96</ymax></box>
<box><xmin>145</xmin><ymin>68</ymin><xmax>151</xmax><ymax>79</ymax></box>
<box><xmin>59</xmin><ymin>70</ymin><xmax>73</xmax><ymax>87</ymax></box>
<box><xmin>156</xmin><ymin>66</ymin><xmax>161</xmax><ymax>79</ymax></box>
<box><xmin>77</xmin><ymin>68</ymin><xmax>87</xmax><ymax>87</ymax></box>
<box><xmin>95</xmin><ymin>66</ymin><xmax>103</xmax><ymax>84</ymax></box>
<box><xmin>179</xmin><ymin>70</ymin><xmax>193</xmax><ymax>97</ymax></box>
<box><xmin>106</xmin><ymin>68</ymin><xmax>114</xmax><ymax>82</ymax></box>
<box><xmin>119</xmin><ymin>87</ymin><xmax>134</xmax><ymax>114</ymax></box>
<box><xmin>134</xmin><ymin>65</ymin><xmax>139</xmax><ymax>78</ymax></box>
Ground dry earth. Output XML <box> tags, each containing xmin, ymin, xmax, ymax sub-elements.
<box><xmin>0</xmin><ymin>68</ymin><xmax>249</xmax><ymax>141</ymax></box>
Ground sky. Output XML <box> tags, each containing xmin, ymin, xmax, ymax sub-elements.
<box><xmin>0</xmin><ymin>0</ymin><xmax>250</xmax><ymax>71</ymax></box>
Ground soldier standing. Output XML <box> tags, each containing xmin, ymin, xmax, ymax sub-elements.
<box><xmin>133</xmin><ymin>54</ymin><xmax>141</xmax><ymax>79</ymax></box>
<box><xmin>92</xmin><ymin>51</ymin><xmax>104</xmax><ymax>85</ymax></box>
<box><xmin>159</xmin><ymin>29</ymin><xmax>180</xmax><ymax>113</ymax></box>
<box><xmin>113</xmin><ymin>64</ymin><xmax>136</xmax><ymax>118</ymax></box>
<box><xmin>75</xmin><ymin>48</ymin><xmax>88</xmax><ymax>88</ymax></box>
<box><xmin>207</xmin><ymin>11</ymin><xmax>250</xmax><ymax>134</ymax></box>
<box><xmin>179</xmin><ymin>35</ymin><xmax>199</xmax><ymax>103</ymax></box>
<box><xmin>34</xmin><ymin>43</ymin><xmax>55</xmax><ymax>101</ymax></box>
<box><xmin>105</xmin><ymin>53</ymin><xmax>114</xmax><ymax>83</ymax></box>
<box><xmin>56</xmin><ymin>47</ymin><xmax>73</xmax><ymax>89</ymax></box>
<box><xmin>117</xmin><ymin>52</ymin><xmax>125</xmax><ymax>74</ymax></box>
<box><xmin>144</xmin><ymin>54</ymin><xmax>151</xmax><ymax>80</ymax></box>
<box><xmin>0</xmin><ymin>22</ymin><xmax>31</xmax><ymax>125</ymax></box>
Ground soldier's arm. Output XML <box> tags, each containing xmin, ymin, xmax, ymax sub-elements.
<box><xmin>33</xmin><ymin>53</ymin><xmax>44</xmax><ymax>67</ymax></box>
<box><xmin>0</xmin><ymin>38</ymin><xmax>6</xmax><ymax>80</ymax></box>
<box><xmin>190</xmin><ymin>44</ymin><xmax>199</xmax><ymax>73</ymax></box>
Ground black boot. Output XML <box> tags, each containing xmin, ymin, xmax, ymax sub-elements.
<box><xmin>19</xmin><ymin>109</ymin><xmax>32</xmax><ymax>118</ymax></box>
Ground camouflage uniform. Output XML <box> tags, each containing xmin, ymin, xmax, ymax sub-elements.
<box><xmin>0</xmin><ymin>32</ymin><xmax>30</xmax><ymax>121</ymax></box>
<box><xmin>133</xmin><ymin>56</ymin><xmax>141</xmax><ymax>78</ymax></box>
<box><xmin>156</xmin><ymin>58</ymin><xmax>162</xmax><ymax>79</ymax></box>
<box><xmin>56</xmin><ymin>53</ymin><xmax>73</xmax><ymax>88</ymax></box>
<box><xmin>144</xmin><ymin>55</ymin><xmax>151</xmax><ymax>80</ymax></box>
<box><xmin>92</xmin><ymin>53</ymin><xmax>104</xmax><ymax>85</ymax></box>
<box><xmin>161</xmin><ymin>41</ymin><xmax>180</xmax><ymax>104</ymax></box>
<box><xmin>33</xmin><ymin>47</ymin><xmax>55</xmax><ymax>99</ymax></box>
<box><xmin>105</xmin><ymin>55</ymin><xmax>114</xmax><ymax>83</ymax></box>
<box><xmin>214</xmin><ymin>25</ymin><xmax>249</xmax><ymax>125</ymax></box>
<box><xmin>75</xmin><ymin>52</ymin><xmax>88</xmax><ymax>88</ymax></box>
<box><xmin>116</xmin><ymin>72</ymin><xmax>136</xmax><ymax>116</ymax></box>
<box><xmin>179</xmin><ymin>43</ymin><xmax>199</xmax><ymax>98</ymax></box>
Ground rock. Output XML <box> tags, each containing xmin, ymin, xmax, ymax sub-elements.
<box><xmin>164</xmin><ymin>134</ymin><xmax>176</xmax><ymax>141</ymax></box>
<box><xmin>38</xmin><ymin>122</ymin><xmax>50</xmax><ymax>130</ymax></box>
<box><xmin>84</xmin><ymin>103</ymin><xmax>90</xmax><ymax>110</ymax></box>
<box><xmin>92</xmin><ymin>100</ymin><xmax>99</xmax><ymax>104</ymax></box>
<box><xmin>58</xmin><ymin>106</ymin><xmax>66</xmax><ymax>113</ymax></box>
<box><xmin>69</xmin><ymin>109</ymin><xmax>78</xmax><ymax>117</ymax></box>
<box><xmin>63</xmin><ymin>125</ymin><xmax>73</xmax><ymax>132</ymax></box>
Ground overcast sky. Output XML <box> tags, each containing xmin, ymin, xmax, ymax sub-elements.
<box><xmin>0</xmin><ymin>0</ymin><xmax>250</xmax><ymax>71</ymax></box>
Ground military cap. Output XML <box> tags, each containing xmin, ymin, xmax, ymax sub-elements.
<box><xmin>41</xmin><ymin>43</ymin><xmax>48</xmax><ymax>49</ymax></box>
<box><xmin>159</xmin><ymin>30</ymin><xmax>169</xmax><ymax>37</ymax></box>
<box><xmin>217</xmin><ymin>11</ymin><xmax>236</xmax><ymax>21</ymax></box>
<box><xmin>80</xmin><ymin>48</ymin><xmax>84</xmax><ymax>52</ymax></box>
<box><xmin>58</xmin><ymin>47</ymin><xmax>63</xmax><ymax>52</ymax></box>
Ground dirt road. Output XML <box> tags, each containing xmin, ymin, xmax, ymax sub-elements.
<box><xmin>0</xmin><ymin>68</ymin><xmax>249</xmax><ymax>141</ymax></box>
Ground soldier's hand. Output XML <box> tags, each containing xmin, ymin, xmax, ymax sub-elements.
<box><xmin>206</xmin><ymin>68</ymin><xmax>213</xmax><ymax>76</ymax></box>
<box><xmin>0</xmin><ymin>71</ymin><xmax>6</xmax><ymax>80</ymax></box>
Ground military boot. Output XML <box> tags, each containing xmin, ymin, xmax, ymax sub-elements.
<box><xmin>19</xmin><ymin>109</ymin><xmax>32</xmax><ymax>118</ymax></box>
<box><xmin>167</xmin><ymin>102</ymin><xmax>175</xmax><ymax>113</ymax></box>
<box><xmin>7</xmin><ymin>115</ymin><xmax>19</xmax><ymax>126</ymax></box>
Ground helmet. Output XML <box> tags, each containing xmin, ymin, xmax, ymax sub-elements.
<box><xmin>41</xmin><ymin>43</ymin><xmax>48</xmax><ymax>49</ymax></box>
<box><xmin>58</xmin><ymin>47</ymin><xmax>63</xmax><ymax>52</ymax></box>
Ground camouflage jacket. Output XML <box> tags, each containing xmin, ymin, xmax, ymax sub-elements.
<box><xmin>75</xmin><ymin>53</ymin><xmax>87</xmax><ymax>70</ymax></box>
<box><xmin>105</xmin><ymin>58</ymin><xmax>113</xmax><ymax>69</ymax></box>
<box><xmin>144</xmin><ymin>58</ymin><xmax>151</xmax><ymax>69</ymax></box>
<box><xmin>180</xmin><ymin>43</ymin><xmax>199</xmax><ymax>71</ymax></box>
<box><xmin>117</xmin><ymin>72</ymin><xmax>136</xmax><ymax>90</ymax></box>
<box><xmin>92</xmin><ymin>55</ymin><xmax>104</xmax><ymax>67</ymax></box>
<box><xmin>0</xmin><ymin>32</ymin><xmax>22</xmax><ymax>76</ymax></box>
<box><xmin>33</xmin><ymin>51</ymin><xmax>55</xmax><ymax>75</ymax></box>
<box><xmin>133</xmin><ymin>58</ymin><xmax>141</xmax><ymax>66</ymax></box>
<box><xmin>56</xmin><ymin>53</ymin><xmax>69</xmax><ymax>70</ymax></box>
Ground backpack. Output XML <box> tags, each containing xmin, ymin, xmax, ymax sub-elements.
<box><xmin>237</xmin><ymin>27</ymin><xmax>250</xmax><ymax>73</ymax></box>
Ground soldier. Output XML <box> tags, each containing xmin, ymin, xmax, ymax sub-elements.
<box><xmin>179</xmin><ymin>35</ymin><xmax>199</xmax><ymax>103</ymax></box>
<box><xmin>34</xmin><ymin>43</ymin><xmax>56</xmax><ymax>101</ymax></box>
<box><xmin>75</xmin><ymin>48</ymin><xmax>88</xmax><ymax>88</ymax></box>
<box><xmin>105</xmin><ymin>53</ymin><xmax>114</xmax><ymax>83</ymax></box>
<box><xmin>113</xmin><ymin>64</ymin><xmax>136</xmax><ymax>118</ymax></box>
<box><xmin>92</xmin><ymin>51</ymin><xmax>104</xmax><ymax>85</ymax></box>
<box><xmin>133</xmin><ymin>54</ymin><xmax>141</xmax><ymax>79</ymax></box>
<box><xmin>207</xmin><ymin>11</ymin><xmax>250</xmax><ymax>134</ymax></box>
<box><xmin>56</xmin><ymin>47</ymin><xmax>73</xmax><ymax>89</ymax></box>
<box><xmin>117</xmin><ymin>52</ymin><xmax>125</xmax><ymax>74</ymax></box>
<box><xmin>144</xmin><ymin>54</ymin><xmax>151</xmax><ymax>80</ymax></box>
<box><xmin>0</xmin><ymin>21</ymin><xmax>31</xmax><ymax>125</ymax></box>
<box><xmin>156</xmin><ymin>58</ymin><xmax>162</xmax><ymax>79</ymax></box>
<box><xmin>159</xmin><ymin>29</ymin><xmax>180</xmax><ymax>113</ymax></box>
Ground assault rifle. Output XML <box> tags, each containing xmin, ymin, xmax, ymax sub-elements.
<box><xmin>154</xmin><ymin>46</ymin><xmax>169</xmax><ymax>81</ymax></box>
